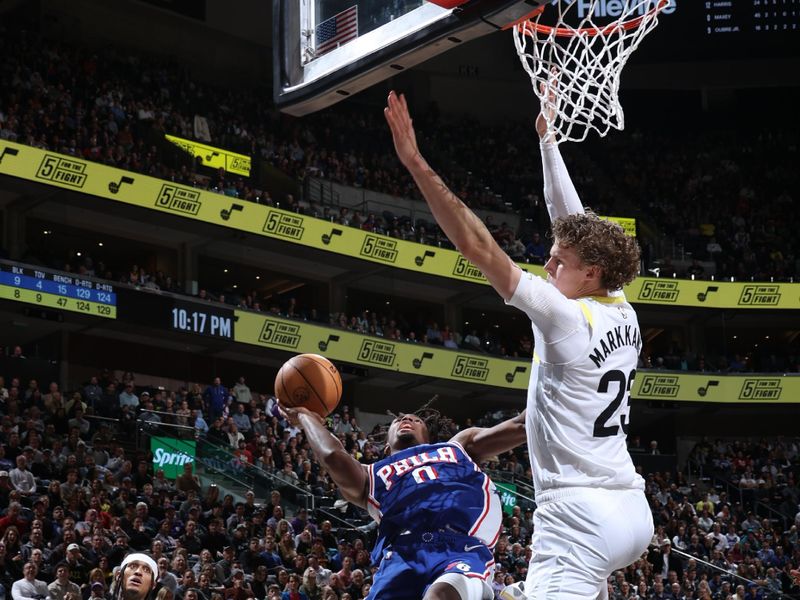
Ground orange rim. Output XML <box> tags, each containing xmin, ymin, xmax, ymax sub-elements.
<box><xmin>518</xmin><ymin>0</ymin><xmax>668</xmax><ymax>37</ymax></box>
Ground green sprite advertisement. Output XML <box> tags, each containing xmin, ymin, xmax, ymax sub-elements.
<box><xmin>151</xmin><ymin>437</ymin><xmax>196</xmax><ymax>479</ymax></box>
<box><xmin>496</xmin><ymin>482</ymin><xmax>518</xmax><ymax>515</ymax></box>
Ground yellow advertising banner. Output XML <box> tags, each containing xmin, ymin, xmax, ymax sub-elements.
<box><xmin>233</xmin><ymin>311</ymin><xmax>531</xmax><ymax>389</ymax></box>
<box><xmin>164</xmin><ymin>134</ymin><xmax>251</xmax><ymax>176</ymax></box>
<box><xmin>0</xmin><ymin>141</ymin><xmax>798</xmax><ymax>309</ymax></box>
<box><xmin>232</xmin><ymin>311</ymin><xmax>800</xmax><ymax>402</ymax></box>
<box><xmin>603</xmin><ymin>216</ymin><xmax>637</xmax><ymax>237</ymax></box>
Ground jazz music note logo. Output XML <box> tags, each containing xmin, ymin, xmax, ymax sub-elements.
<box><xmin>697</xmin><ymin>286</ymin><xmax>719</xmax><ymax>302</ymax></box>
<box><xmin>318</xmin><ymin>334</ymin><xmax>340</xmax><ymax>351</ymax></box>
<box><xmin>220</xmin><ymin>203</ymin><xmax>244</xmax><ymax>221</ymax></box>
<box><xmin>697</xmin><ymin>380</ymin><xmax>719</xmax><ymax>397</ymax></box>
<box><xmin>415</xmin><ymin>250</ymin><xmax>436</xmax><ymax>267</ymax></box>
<box><xmin>412</xmin><ymin>352</ymin><xmax>434</xmax><ymax>369</ymax></box>
<box><xmin>108</xmin><ymin>176</ymin><xmax>134</xmax><ymax>194</ymax></box>
<box><xmin>0</xmin><ymin>147</ymin><xmax>19</xmax><ymax>164</ymax></box>
<box><xmin>204</xmin><ymin>151</ymin><xmax>221</xmax><ymax>162</ymax></box>
<box><xmin>321</xmin><ymin>228</ymin><xmax>343</xmax><ymax>245</ymax></box>
<box><xmin>505</xmin><ymin>366</ymin><xmax>527</xmax><ymax>383</ymax></box>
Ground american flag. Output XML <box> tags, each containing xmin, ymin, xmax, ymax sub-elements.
<box><xmin>315</xmin><ymin>5</ymin><xmax>358</xmax><ymax>56</ymax></box>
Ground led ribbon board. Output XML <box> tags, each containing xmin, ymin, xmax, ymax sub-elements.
<box><xmin>0</xmin><ymin>260</ymin><xmax>116</xmax><ymax>318</ymax></box>
<box><xmin>0</xmin><ymin>141</ymin><xmax>798</xmax><ymax>309</ymax></box>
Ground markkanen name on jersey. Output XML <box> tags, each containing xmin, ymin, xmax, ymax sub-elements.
<box><xmin>588</xmin><ymin>325</ymin><xmax>642</xmax><ymax>368</ymax></box>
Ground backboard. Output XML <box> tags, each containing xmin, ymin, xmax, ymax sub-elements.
<box><xmin>273</xmin><ymin>0</ymin><xmax>545</xmax><ymax>116</ymax></box>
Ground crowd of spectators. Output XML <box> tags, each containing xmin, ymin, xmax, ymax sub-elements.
<box><xmin>1</xmin><ymin>15</ymin><xmax>797</xmax><ymax>281</ymax></box>
<box><xmin>18</xmin><ymin>240</ymin><xmax>785</xmax><ymax>373</ymax></box>
<box><xmin>49</xmin><ymin>248</ymin><xmax>798</xmax><ymax>374</ymax></box>
<box><xmin>687</xmin><ymin>438</ymin><xmax>800</xmax><ymax>521</ymax></box>
<box><xmin>50</xmin><ymin>252</ymin><xmax>535</xmax><ymax>361</ymax></box>
<box><xmin>1</xmin><ymin>362</ymin><xmax>799</xmax><ymax>599</ymax></box>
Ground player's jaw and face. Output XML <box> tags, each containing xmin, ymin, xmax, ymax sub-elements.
<box><xmin>544</xmin><ymin>240</ymin><xmax>603</xmax><ymax>299</ymax></box>
<box><xmin>122</xmin><ymin>560</ymin><xmax>154</xmax><ymax>599</ymax></box>
<box><xmin>387</xmin><ymin>414</ymin><xmax>428</xmax><ymax>453</ymax></box>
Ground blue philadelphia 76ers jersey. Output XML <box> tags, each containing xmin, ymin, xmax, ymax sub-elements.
<box><xmin>366</xmin><ymin>440</ymin><xmax>502</xmax><ymax>552</ymax></box>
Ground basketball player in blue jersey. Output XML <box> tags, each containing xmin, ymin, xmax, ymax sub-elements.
<box><xmin>279</xmin><ymin>404</ymin><xmax>526</xmax><ymax>600</ymax></box>
<box><xmin>385</xmin><ymin>90</ymin><xmax>654</xmax><ymax>600</ymax></box>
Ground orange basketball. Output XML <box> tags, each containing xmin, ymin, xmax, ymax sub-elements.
<box><xmin>274</xmin><ymin>354</ymin><xmax>342</xmax><ymax>417</ymax></box>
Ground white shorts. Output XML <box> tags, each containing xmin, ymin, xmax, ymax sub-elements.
<box><xmin>524</xmin><ymin>487</ymin><xmax>653</xmax><ymax>600</ymax></box>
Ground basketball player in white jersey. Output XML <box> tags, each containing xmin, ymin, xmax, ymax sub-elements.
<box><xmin>385</xmin><ymin>91</ymin><xmax>653</xmax><ymax>600</ymax></box>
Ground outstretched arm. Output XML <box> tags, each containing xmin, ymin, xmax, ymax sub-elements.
<box><xmin>536</xmin><ymin>87</ymin><xmax>584</xmax><ymax>220</ymax></box>
<box><xmin>385</xmin><ymin>91</ymin><xmax>521</xmax><ymax>301</ymax></box>
<box><xmin>279</xmin><ymin>404</ymin><xmax>368</xmax><ymax>508</ymax></box>
<box><xmin>450</xmin><ymin>411</ymin><xmax>527</xmax><ymax>464</ymax></box>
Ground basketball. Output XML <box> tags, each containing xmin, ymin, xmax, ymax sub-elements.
<box><xmin>274</xmin><ymin>354</ymin><xmax>342</xmax><ymax>417</ymax></box>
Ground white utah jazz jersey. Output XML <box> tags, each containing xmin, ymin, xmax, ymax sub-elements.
<box><xmin>508</xmin><ymin>272</ymin><xmax>645</xmax><ymax>496</ymax></box>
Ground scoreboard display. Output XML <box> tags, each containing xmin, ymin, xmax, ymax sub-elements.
<box><xmin>0</xmin><ymin>259</ymin><xmax>234</xmax><ymax>340</ymax></box>
<box><xmin>0</xmin><ymin>261</ymin><xmax>116</xmax><ymax>318</ymax></box>
<box><xmin>633</xmin><ymin>0</ymin><xmax>800</xmax><ymax>61</ymax></box>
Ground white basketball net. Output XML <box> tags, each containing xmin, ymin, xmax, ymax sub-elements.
<box><xmin>513</xmin><ymin>0</ymin><xmax>667</xmax><ymax>144</ymax></box>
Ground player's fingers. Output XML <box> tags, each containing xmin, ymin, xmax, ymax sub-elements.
<box><xmin>275</xmin><ymin>398</ymin><xmax>291</xmax><ymax>416</ymax></box>
<box><xmin>389</xmin><ymin>91</ymin><xmax>409</xmax><ymax>125</ymax></box>
<box><xmin>388</xmin><ymin>90</ymin><xmax>402</xmax><ymax>114</ymax></box>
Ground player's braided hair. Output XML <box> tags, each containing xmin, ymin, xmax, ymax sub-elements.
<box><xmin>377</xmin><ymin>395</ymin><xmax>442</xmax><ymax>452</ymax></box>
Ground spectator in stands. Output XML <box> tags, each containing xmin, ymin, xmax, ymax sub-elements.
<box><xmin>68</xmin><ymin>408</ymin><xmax>91</xmax><ymax>439</ymax></box>
<box><xmin>232</xmin><ymin>404</ymin><xmax>252</xmax><ymax>436</ymax></box>
<box><xmin>10</xmin><ymin>455</ymin><xmax>37</xmax><ymax>498</ymax></box>
<box><xmin>49</xmin><ymin>562</ymin><xmax>82</xmax><ymax>600</ymax></box>
<box><xmin>204</xmin><ymin>378</ymin><xmax>227</xmax><ymax>420</ymax></box>
<box><xmin>11</xmin><ymin>561</ymin><xmax>50</xmax><ymax>600</ymax></box>
<box><xmin>0</xmin><ymin>502</ymin><xmax>28</xmax><ymax>540</ymax></box>
<box><xmin>20</xmin><ymin>527</ymin><xmax>47</xmax><ymax>562</ymax></box>
<box><xmin>648</xmin><ymin>539</ymin><xmax>683</xmax><ymax>583</ymax></box>
<box><xmin>225</xmin><ymin>568</ymin><xmax>250</xmax><ymax>600</ymax></box>
<box><xmin>193</xmin><ymin>410</ymin><xmax>209</xmax><ymax>436</ymax></box>
<box><xmin>175</xmin><ymin>464</ymin><xmax>201</xmax><ymax>495</ymax></box>
<box><xmin>233</xmin><ymin>377</ymin><xmax>252</xmax><ymax>406</ymax></box>
<box><xmin>83</xmin><ymin>377</ymin><xmax>103</xmax><ymax>410</ymax></box>
<box><xmin>119</xmin><ymin>383</ymin><xmax>140</xmax><ymax>410</ymax></box>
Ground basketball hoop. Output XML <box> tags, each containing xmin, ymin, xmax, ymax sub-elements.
<box><xmin>513</xmin><ymin>0</ymin><xmax>669</xmax><ymax>144</ymax></box>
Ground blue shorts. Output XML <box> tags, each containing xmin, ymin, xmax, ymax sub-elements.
<box><xmin>366</xmin><ymin>531</ymin><xmax>495</xmax><ymax>600</ymax></box>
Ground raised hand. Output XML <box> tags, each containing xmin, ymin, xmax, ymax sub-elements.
<box><xmin>536</xmin><ymin>69</ymin><xmax>560</xmax><ymax>142</ymax></box>
<box><xmin>384</xmin><ymin>91</ymin><xmax>422</xmax><ymax>169</ymax></box>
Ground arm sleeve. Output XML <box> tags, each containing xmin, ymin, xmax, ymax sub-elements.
<box><xmin>541</xmin><ymin>142</ymin><xmax>584</xmax><ymax>221</ymax></box>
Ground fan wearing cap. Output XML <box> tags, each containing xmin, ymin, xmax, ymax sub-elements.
<box><xmin>225</xmin><ymin>568</ymin><xmax>250</xmax><ymax>600</ymax></box>
<box><xmin>647</xmin><ymin>539</ymin><xmax>683</xmax><ymax>582</ymax></box>
<box><xmin>64</xmin><ymin>542</ymin><xmax>91</xmax><ymax>585</ymax></box>
<box><xmin>112</xmin><ymin>553</ymin><xmax>159</xmax><ymax>600</ymax></box>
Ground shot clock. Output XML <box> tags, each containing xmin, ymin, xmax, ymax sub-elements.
<box><xmin>0</xmin><ymin>261</ymin><xmax>117</xmax><ymax>318</ymax></box>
